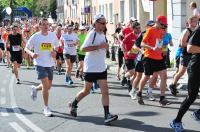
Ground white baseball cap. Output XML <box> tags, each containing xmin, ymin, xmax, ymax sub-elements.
<box><xmin>94</xmin><ymin>14</ymin><xmax>105</xmax><ymax>22</ymax></box>
<box><xmin>79</xmin><ymin>26</ymin><xmax>86</xmax><ymax>30</ymax></box>
<box><xmin>130</xmin><ymin>17</ymin><xmax>137</xmax><ymax>22</ymax></box>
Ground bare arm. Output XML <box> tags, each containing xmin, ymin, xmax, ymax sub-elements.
<box><xmin>141</xmin><ymin>42</ymin><xmax>153</xmax><ymax>50</ymax></box>
<box><xmin>180</xmin><ymin>30</ymin><xmax>190</xmax><ymax>47</ymax></box>
<box><xmin>169</xmin><ymin>40</ymin><xmax>173</xmax><ymax>46</ymax></box>
<box><xmin>24</xmin><ymin>47</ymin><xmax>38</xmax><ymax>58</ymax></box>
<box><xmin>187</xmin><ymin>45</ymin><xmax>200</xmax><ymax>53</ymax></box>
<box><xmin>81</xmin><ymin>42</ymin><xmax>109</xmax><ymax>52</ymax></box>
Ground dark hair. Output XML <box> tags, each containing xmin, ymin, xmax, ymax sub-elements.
<box><xmin>12</xmin><ymin>25</ymin><xmax>18</xmax><ymax>29</ymax></box>
<box><xmin>39</xmin><ymin>18</ymin><xmax>48</xmax><ymax>25</ymax></box>
<box><xmin>131</xmin><ymin>21</ymin><xmax>140</xmax><ymax>29</ymax></box>
<box><xmin>190</xmin><ymin>2</ymin><xmax>197</xmax><ymax>8</ymax></box>
<box><xmin>58</xmin><ymin>24</ymin><xmax>62</xmax><ymax>27</ymax></box>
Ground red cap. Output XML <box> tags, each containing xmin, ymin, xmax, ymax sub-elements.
<box><xmin>156</xmin><ymin>15</ymin><xmax>167</xmax><ymax>25</ymax></box>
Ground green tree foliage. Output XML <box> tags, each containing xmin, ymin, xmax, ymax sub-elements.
<box><xmin>0</xmin><ymin>0</ymin><xmax>53</xmax><ymax>17</ymax></box>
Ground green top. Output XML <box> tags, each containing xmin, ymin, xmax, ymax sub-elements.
<box><xmin>78</xmin><ymin>33</ymin><xmax>87</xmax><ymax>55</ymax></box>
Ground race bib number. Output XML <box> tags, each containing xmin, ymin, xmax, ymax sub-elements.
<box><xmin>162</xmin><ymin>45</ymin><xmax>168</xmax><ymax>52</ymax></box>
<box><xmin>67</xmin><ymin>43</ymin><xmax>75</xmax><ymax>47</ymax></box>
<box><xmin>156</xmin><ymin>39</ymin><xmax>163</xmax><ymax>48</ymax></box>
<box><xmin>130</xmin><ymin>47</ymin><xmax>139</xmax><ymax>54</ymax></box>
<box><xmin>40</xmin><ymin>43</ymin><xmax>53</xmax><ymax>51</ymax></box>
<box><xmin>12</xmin><ymin>45</ymin><xmax>21</xmax><ymax>51</ymax></box>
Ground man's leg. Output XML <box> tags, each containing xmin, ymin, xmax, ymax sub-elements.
<box><xmin>137</xmin><ymin>75</ymin><xmax>150</xmax><ymax>104</ymax></box>
<box><xmin>40</xmin><ymin>77</ymin><xmax>51</xmax><ymax>107</ymax></box>
<box><xmin>170</xmin><ymin>71</ymin><xmax>200</xmax><ymax>131</ymax></box>
<box><xmin>98</xmin><ymin>79</ymin><xmax>118</xmax><ymax>124</ymax></box>
<box><xmin>69</xmin><ymin>81</ymin><xmax>93</xmax><ymax>117</ymax></box>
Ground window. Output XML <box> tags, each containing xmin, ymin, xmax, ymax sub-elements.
<box><xmin>105</xmin><ymin>4</ymin><xmax>108</xmax><ymax>19</ymax></box>
<box><xmin>102</xmin><ymin>5</ymin><xmax>104</xmax><ymax>15</ymax></box>
<box><xmin>99</xmin><ymin>5</ymin><xmax>101</xmax><ymax>13</ymax></box>
<box><xmin>120</xmin><ymin>0</ymin><xmax>125</xmax><ymax>23</ymax></box>
<box><xmin>129</xmin><ymin>0</ymin><xmax>137</xmax><ymax>18</ymax></box>
<box><xmin>109</xmin><ymin>3</ymin><xmax>113</xmax><ymax>22</ymax></box>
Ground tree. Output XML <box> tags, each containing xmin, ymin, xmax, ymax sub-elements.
<box><xmin>48</xmin><ymin>0</ymin><xmax>57</xmax><ymax>19</ymax></box>
<box><xmin>0</xmin><ymin>0</ymin><xmax>58</xmax><ymax>18</ymax></box>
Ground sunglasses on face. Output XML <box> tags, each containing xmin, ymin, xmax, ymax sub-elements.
<box><xmin>135</xmin><ymin>26</ymin><xmax>141</xmax><ymax>30</ymax></box>
<box><xmin>97</xmin><ymin>21</ymin><xmax>107</xmax><ymax>25</ymax></box>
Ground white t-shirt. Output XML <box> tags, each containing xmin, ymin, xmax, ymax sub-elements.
<box><xmin>26</xmin><ymin>31</ymin><xmax>59</xmax><ymax>67</ymax></box>
<box><xmin>61</xmin><ymin>32</ymin><xmax>79</xmax><ymax>55</ymax></box>
<box><xmin>82</xmin><ymin>29</ymin><xmax>107</xmax><ymax>73</ymax></box>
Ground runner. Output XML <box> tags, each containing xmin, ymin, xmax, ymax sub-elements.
<box><xmin>170</xmin><ymin>21</ymin><xmax>200</xmax><ymax>132</ymax></box>
<box><xmin>169</xmin><ymin>16</ymin><xmax>198</xmax><ymax>96</ymax></box>
<box><xmin>55</xmin><ymin>25</ymin><xmax>64</xmax><ymax>75</ymax></box>
<box><xmin>122</xmin><ymin>21</ymin><xmax>141</xmax><ymax>93</ymax></box>
<box><xmin>6</xmin><ymin>25</ymin><xmax>23</xmax><ymax>84</ymax></box>
<box><xmin>61</xmin><ymin>25</ymin><xmax>79</xmax><ymax>85</ymax></box>
<box><xmin>120</xmin><ymin>17</ymin><xmax>137</xmax><ymax>86</ymax></box>
<box><xmin>25</xmin><ymin>18</ymin><xmax>59</xmax><ymax>117</ymax></box>
<box><xmin>112</xmin><ymin>22</ymin><xmax>123</xmax><ymax>80</ymax></box>
<box><xmin>0</xmin><ymin>26</ymin><xmax>5</xmax><ymax>63</ymax></box>
<box><xmin>136</xmin><ymin>15</ymin><xmax>170</xmax><ymax>106</ymax></box>
<box><xmin>130</xmin><ymin>20</ymin><xmax>155</xmax><ymax>100</ymax></box>
<box><xmin>68</xmin><ymin>14</ymin><xmax>118</xmax><ymax>125</ymax></box>
<box><xmin>76</xmin><ymin>25</ymin><xmax>87</xmax><ymax>81</ymax></box>
<box><xmin>3</xmin><ymin>27</ymin><xmax>11</xmax><ymax>67</ymax></box>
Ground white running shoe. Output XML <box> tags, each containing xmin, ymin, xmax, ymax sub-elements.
<box><xmin>43</xmin><ymin>107</ymin><xmax>52</xmax><ymax>117</ymax></box>
<box><xmin>146</xmin><ymin>90</ymin><xmax>156</xmax><ymax>101</ymax></box>
<box><xmin>129</xmin><ymin>90</ymin><xmax>137</xmax><ymax>100</ymax></box>
<box><xmin>31</xmin><ymin>85</ymin><xmax>37</xmax><ymax>101</ymax></box>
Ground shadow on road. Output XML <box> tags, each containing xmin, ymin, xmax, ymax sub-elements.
<box><xmin>49</xmin><ymin>110</ymin><xmax>199</xmax><ymax>132</ymax></box>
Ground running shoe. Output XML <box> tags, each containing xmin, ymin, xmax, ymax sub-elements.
<box><xmin>159</xmin><ymin>98</ymin><xmax>171</xmax><ymax>106</ymax></box>
<box><xmin>43</xmin><ymin>107</ymin><xmax>53</xmax><ymax>117</ymax></box>
<box><xmin>146</xmin><ymin>90</ymin><xmax>156</xmax><ymax>101</ymax></box>
<box><xmin>191</xmin><ymin>110</ymin><xmax>200</xmax><ymax>121</ymax></box>
<box><xmin>31</xmin><ymin>85</ymin><xmax>37</xmax><ymax>101</ymax></box>
<box><xmin>68</xmin><ymin>102</ymin><xmax>77</xmax><ymax>117</ymax></box>
<box><xmin>104</xmin><ymin>113</ymin><xmax>118</xmax><ymax>125</ymax></box>
<box><xmin>170</xmin><ymin>119</ymin><xmax>184</xmax><ymax>132</ymax></box>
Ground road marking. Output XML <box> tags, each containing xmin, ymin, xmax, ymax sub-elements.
<box><xmin>9</xmin><ymin>122</ymin><xmax>26</xmax><ymax>132</ymax></box>
<box><xmin>0</xmin><ymin>107</ymin><xmax>9</xmax><ymax>116</ymax></box>
<box><xmin>9</xmin><ymin>75</ymin><xmax>44</xmax><ymax>132</ymax></box>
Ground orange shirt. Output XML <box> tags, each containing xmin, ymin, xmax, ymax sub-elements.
<box><xmin>2</xmin><ymin>32</ymin><xmax>8</xmax><ymax>42</ymax></box>
<box><xmin>142</xmin><ymin>27</ymin><xmax>164</xmax><ymax>60</ymax></box>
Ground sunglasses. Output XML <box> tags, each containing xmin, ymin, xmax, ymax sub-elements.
<box><xmin>97</xmin><ymin>21</ymin><xmax>107</xmax><ymax>25</ymax></box>
<box><xmin>135</xmin><ymin>26</ymin><xmax>141</xmax><ymax>29</ymax></box>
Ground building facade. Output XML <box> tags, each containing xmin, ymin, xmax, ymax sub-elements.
<box><xmin>57</xmin><ymin>0</ymin><xmax>200</xmax><ymax>59</ymax></box>
<box><xmin>56</xmin><ymin>0</ymin><xmax>65</xmax><ymax>24</ymax></box>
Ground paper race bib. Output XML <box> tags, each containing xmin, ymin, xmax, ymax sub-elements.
<box><xmin>40</xmin><ymin>43</ymin><xmax>53</xmax><ymax>51</ymax></box>
<box><xmin>12</xmin><ymin>45</ymin><xmax>21</xmax><ymax>51</ymax></box>
<box><xmin>156</xmin><ymin>39</ymin><xmax>163</xmax><ymax>48</ymax></box>
<box><xmin>130</xmin><ymin>47</ymin><xmax>139</xmax><ymax>54</ymax></box>
<box><xmin>162</xmin><ymin>45</ymin><xmax>168</xmax><ymax>52</ymax></box>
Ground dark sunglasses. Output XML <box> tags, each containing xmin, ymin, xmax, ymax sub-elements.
<box><xmin>135</xmin><ymin>26</ymin><xmax>141</xmax><ymax>29</ymax></box>
<box><xmin>97</xmin><ymin>21</ymin><xmax>107</xmax><ymax>25</ymax></box>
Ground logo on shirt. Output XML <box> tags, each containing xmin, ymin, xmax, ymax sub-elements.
<box><xmin>40</xmin><ymin>43</ymin><xmax>53</xmax><ymax>51</ymax></box>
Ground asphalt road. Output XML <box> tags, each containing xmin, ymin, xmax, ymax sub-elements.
<box><xmin>0</xmin><ymin>62</ymin><xmax>199</xmax><ymax>132</ymax></box>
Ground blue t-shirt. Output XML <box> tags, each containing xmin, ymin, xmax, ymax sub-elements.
<box><xmin>162</xmin><ymin>33</ymin><xmax>172</xmax><ymax>46</ymax></box>
<box><xmin>162</xmin><ymin>33</ymin><xmax>172</xmax><ymax>52</ymax></box>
